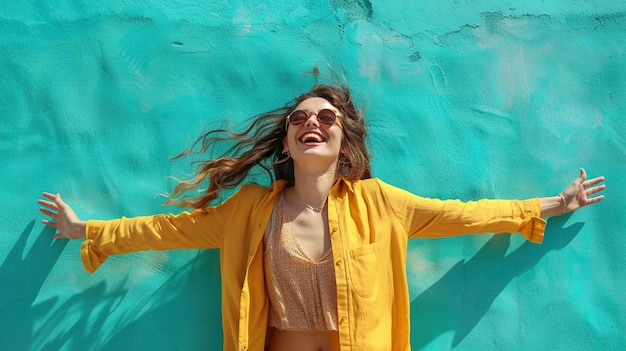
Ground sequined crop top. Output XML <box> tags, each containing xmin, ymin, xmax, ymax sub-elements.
<box><xmin>263</xmin><ymin>193</ymin><xmax>339</xmax><ymax>331</ymax></box>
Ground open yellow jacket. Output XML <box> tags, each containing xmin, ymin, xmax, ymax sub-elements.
<box><xmin>82</xmin><ymin>178</ymin><xmax>546</xmax><ymax>351</ymax></box>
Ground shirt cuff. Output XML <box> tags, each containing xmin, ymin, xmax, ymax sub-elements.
<box><xmin>80</xmin><ymin>220</ymin><xmax>109</xmax><ymax>273</ymax></box>
<box><xmin>518</xmin><ymin>198</ymin><xmax>547</xmax><ymax>244</ymax></box>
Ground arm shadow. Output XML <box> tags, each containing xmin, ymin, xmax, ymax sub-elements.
<box><xmin>0</xmin><ymin>220</ymin><xmax>223</xmax><ymax>351</ymax></box>
<box><xmin>0</xmin><ymin>222</ymin><xmax>115</xmax><ymax>351</ymax></box>
<box><xmin>0</xmin><ymin>220</ymin><xmax>69</xmax><ymax>347</ymax></box>
<box><xmin>410</xmin><ymin>215</ymin><xmax>583</xmax><ymax>349</ymax></box>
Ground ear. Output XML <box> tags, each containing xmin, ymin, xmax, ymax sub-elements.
<box><xmin>282</xmin><ymin>136</ymin><xmax>288</xmax><ymax>153</ymax></box>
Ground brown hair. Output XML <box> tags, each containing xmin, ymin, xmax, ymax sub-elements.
<box><xmin>167</xmin><ymin>83</ymin><xmax>371</xmax><ymax>209</ymax></box>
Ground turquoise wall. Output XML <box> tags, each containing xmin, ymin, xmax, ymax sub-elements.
<box><xmin>1</xmin><ymin>1</ymin><xmax>624</xmax><ymax>350</ymax></box>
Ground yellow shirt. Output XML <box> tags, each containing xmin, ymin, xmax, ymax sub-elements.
<box><xmin>82</xmin><ymin>178</ymin><xmax>546</xmax><ymax>351</ymax></box>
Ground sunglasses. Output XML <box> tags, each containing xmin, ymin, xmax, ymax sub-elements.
<box><xmin>286</xmin><ymin>109</ymin><xmax>339</xmax><ymax>128</ymax></box>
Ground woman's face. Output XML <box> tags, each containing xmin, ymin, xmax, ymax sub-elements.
<box><xmin>283</xmin><ymin>97</ymin><xmax>344</xmax><ymax>168</ymax></box>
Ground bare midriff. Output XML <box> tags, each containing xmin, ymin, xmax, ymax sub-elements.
<box><xmin>266</xmin><ymin>329</ymin><xmax>340</xmax><ymax>351</ymax></box>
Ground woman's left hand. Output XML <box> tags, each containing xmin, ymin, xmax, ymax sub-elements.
<box><xmin>559</xmin><ymin>168</ymin><xmax>606</xmax><ymax>214</ymax></box>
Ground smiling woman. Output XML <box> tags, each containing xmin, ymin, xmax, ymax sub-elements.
<box><xmin>38</xmin><ymin>82</ymin><xmax>605</xmax><ymax>351</ymax></box>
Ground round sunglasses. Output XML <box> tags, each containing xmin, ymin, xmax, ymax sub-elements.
<box><xmin>286</xmin><ymin>109</ymin><xmax>339</xmax><ymax>128</ymax></box>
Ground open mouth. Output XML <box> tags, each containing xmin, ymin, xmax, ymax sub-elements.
<box><xmin>299</xmin><ymin>132</ymin><xmax>326</xmax><ymax>143</ymax></box>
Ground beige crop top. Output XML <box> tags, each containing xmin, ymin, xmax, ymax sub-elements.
<box><xmin>263</xmin><ymin>193</ymin><xmax>339</xmax><ymax>331</ymax></box>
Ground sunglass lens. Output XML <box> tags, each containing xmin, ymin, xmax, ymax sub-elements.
<box><xmin>317</xmin><ymin>109</ymin><xmax>337</xmax><ymax>126</ymax></box>
<box><xmin>289</xmin><ymin>111</ymin><xmax>308</xmax><ymax>125</ymax></box>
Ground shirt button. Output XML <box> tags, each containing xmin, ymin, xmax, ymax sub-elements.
<box><xmin>335</xmin><ymin>259</ymin><xmax>343</xmax><ymax>266</ymax></box>
<box><xmin>241</xmin><ymin>345</ymin><xmax>247</xmax><ymax>351</ymax></box>
<box><xmin>339</xmin><ymin>316</ymin><xmax>347</xmax><ymax>324</ymax></box>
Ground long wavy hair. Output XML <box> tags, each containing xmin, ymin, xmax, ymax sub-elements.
<box><xmin>166</xmin><ymin>83</ymin><xmax>371</xmax><ymax>209</ymax></box>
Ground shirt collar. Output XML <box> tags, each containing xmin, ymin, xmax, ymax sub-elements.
<box><xmin>269</xmin><ymin>177</ymin><xmax>355</xmax><ymax>194</ymax></box>
<box><xmin>270</xmin><ymin>179</ymin><xmax>290</xmax><ymax>193</ymax></box>
<box><xmin>335</xmin><ymin>177</ymin><xmax>355</xmax><ymax>193</ymax></box>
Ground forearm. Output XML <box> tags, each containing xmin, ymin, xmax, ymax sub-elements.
<box><xmin>539</xmin><ymin>195</ymin><xmax>566</xmax><ymax>218</ymax></box>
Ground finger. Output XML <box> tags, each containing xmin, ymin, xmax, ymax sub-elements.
<box><xmin>570</xmin><ymin>168</ymin><xmax>587</xmax><ymax>188</ymax></box>
<box><xmin>53</xmin><ymin>233</ymin><xmax>64</xmax><ymax>239</ymax></box>
<box><xmin>37</xmin><ymin>199</ymin><xmax>59</xmax><ymax>209</ymax></box>
<box><xmin>583</xmin><ymin>176</ymin><xmax>605</xmax><ymax>187</ymax></box>
<box><xmin>54</xmin><ymin>193</ymin><xmax>70</xmax><ymax>210</ymax></box>
<box><xmin>39</xmin><ymin>207</ymin><xmax>58</xmax><ymax>219</ymax></box>
<box><xmin>41</xmin><ymin>219</ymin><xmax>57</xmax><ymax>228</ymax></box>
<box><xmin>585</xmin><ymin>195</ymin><xmax>605</xmax><ymax>205</ymax></box>
<box><xmin>585</xmin><ymin>184</ymin><xmax>606</xmax><ymax>196</ymax></box>
<box><xmin>54</xmin><ymin>194</ymin><xmax>71</xmax><ymax>211</ymax></box>
<box><xmin>42</xmin><ymin>192</ymin><xmax>58</xmax><ymax>201</ymax></box>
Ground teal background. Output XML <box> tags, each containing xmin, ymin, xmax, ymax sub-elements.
<box><xmin>1</xmin><ymin>1</ymin><xmax>624</xmax><ymax>350</ymax></box>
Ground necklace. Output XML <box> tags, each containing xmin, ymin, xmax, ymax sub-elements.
<box><xmin>293</xmin><ymin>193</ymin><xmax>328</xmax><ymax>212</ymax></box>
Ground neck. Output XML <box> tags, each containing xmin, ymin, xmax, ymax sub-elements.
<box><xmin>291</xmin><ymin>164</ymin><xmax>337</xmax><ymax>207</ymax></box>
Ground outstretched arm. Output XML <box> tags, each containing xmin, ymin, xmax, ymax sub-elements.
<box><xmin>38</xmin><ymin>192</ymin><xmax>86</xmax><ymax>239</ymax></box>
<box><xmin>539</xmin><ymin>168</ymin><xmax>606</xmax><ymax>218</ymax></box>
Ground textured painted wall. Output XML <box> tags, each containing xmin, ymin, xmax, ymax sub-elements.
<box><xmin>1</xmin><ymin>1</ymin><xmax>624</xmax><ymax>350</ymax></box>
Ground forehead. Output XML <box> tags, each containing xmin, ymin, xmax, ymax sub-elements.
<box><xmin>294</xmin><ymin>97</ymin><xmax>340</xmax><ymax>112</ymax></box>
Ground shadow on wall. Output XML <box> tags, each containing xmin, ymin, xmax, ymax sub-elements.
<box><xmin>1</xmin><ymin>216</ymin><xmax>582</xmax><ymax>350</ymax></box>
<box><xmin>0</xmin><ymin>221</ymin><xmax>223</xmax><ymax>351</ymax></box>
<box><xmin>0</xmin><ymin>221</ymin><xmax>74</xmax><ymax>349</ymax></box>
<box><xmin>411</xmin><ymin>215</ymin><xmax>583</xmax><ymax>349</ymax></box>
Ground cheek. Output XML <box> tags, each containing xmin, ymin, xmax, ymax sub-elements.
<box><xmin>284</xmin><ymin>129</ymin><xmax>297</xmax><ymax>149</ymax></box>
<box><xmin>333</xmin><ymin>129</ymin><xmax>345</xmax><ymax>146</ymax></box>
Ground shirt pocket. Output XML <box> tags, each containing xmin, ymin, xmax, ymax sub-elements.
<box><xmin>347</xmin><ymin>242</ymin><xmax>378</xmax><ymax>298</ymax></box>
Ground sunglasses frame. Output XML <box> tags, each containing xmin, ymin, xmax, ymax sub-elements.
<box><xmin>285</xmin><ymin>108</ymin><xmax>339</xmax><ymax>129</ymax></box>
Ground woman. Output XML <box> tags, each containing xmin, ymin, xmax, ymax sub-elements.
<box><xmin>39</xmin><ymin>84</ymin><xmax>605</xmax><ymax>351</ymax></box>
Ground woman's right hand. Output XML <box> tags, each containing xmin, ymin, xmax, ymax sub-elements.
<box><xmin>38</xmin><ymin>192</ymin><xmax>86</xmax><ymax>240</ymax></box>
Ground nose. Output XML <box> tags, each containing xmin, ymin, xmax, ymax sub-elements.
<box><xmin>304</xmin><ymin>113</ymin><xmax>320</xmax><ymax>127</ymax></box>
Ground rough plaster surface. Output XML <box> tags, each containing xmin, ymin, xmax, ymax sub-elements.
<box><xmin>1</xmin><ymin>1</ymin><xmax>624</xmax><ymax>350</ymax></box>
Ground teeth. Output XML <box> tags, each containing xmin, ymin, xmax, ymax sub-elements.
<box><xmin>300</xmin><ymin>133</ymin><xmax>324</xmax><ymax>143</ymax></box>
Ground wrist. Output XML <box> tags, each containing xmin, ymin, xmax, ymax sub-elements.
<box><xmin>557</xmin><ymin>194</ymin><xmax>566</xmax><ymax>215</ymax></box>
<box><xmin>70</xmin><ymin>221</ymin><xmax>87</xmax><ymax>240</ymax></box>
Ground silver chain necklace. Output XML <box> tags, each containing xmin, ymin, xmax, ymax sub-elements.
<box><xmin>293</xmin><ymin>193</ymin><xmax>328</xmax><ymax>212</ymax></box>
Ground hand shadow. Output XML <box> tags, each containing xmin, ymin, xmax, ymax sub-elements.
<box><xmin>411</xmin><ymin>215</ymin><xmax>583</xmax><ymax>349</ymax></box>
